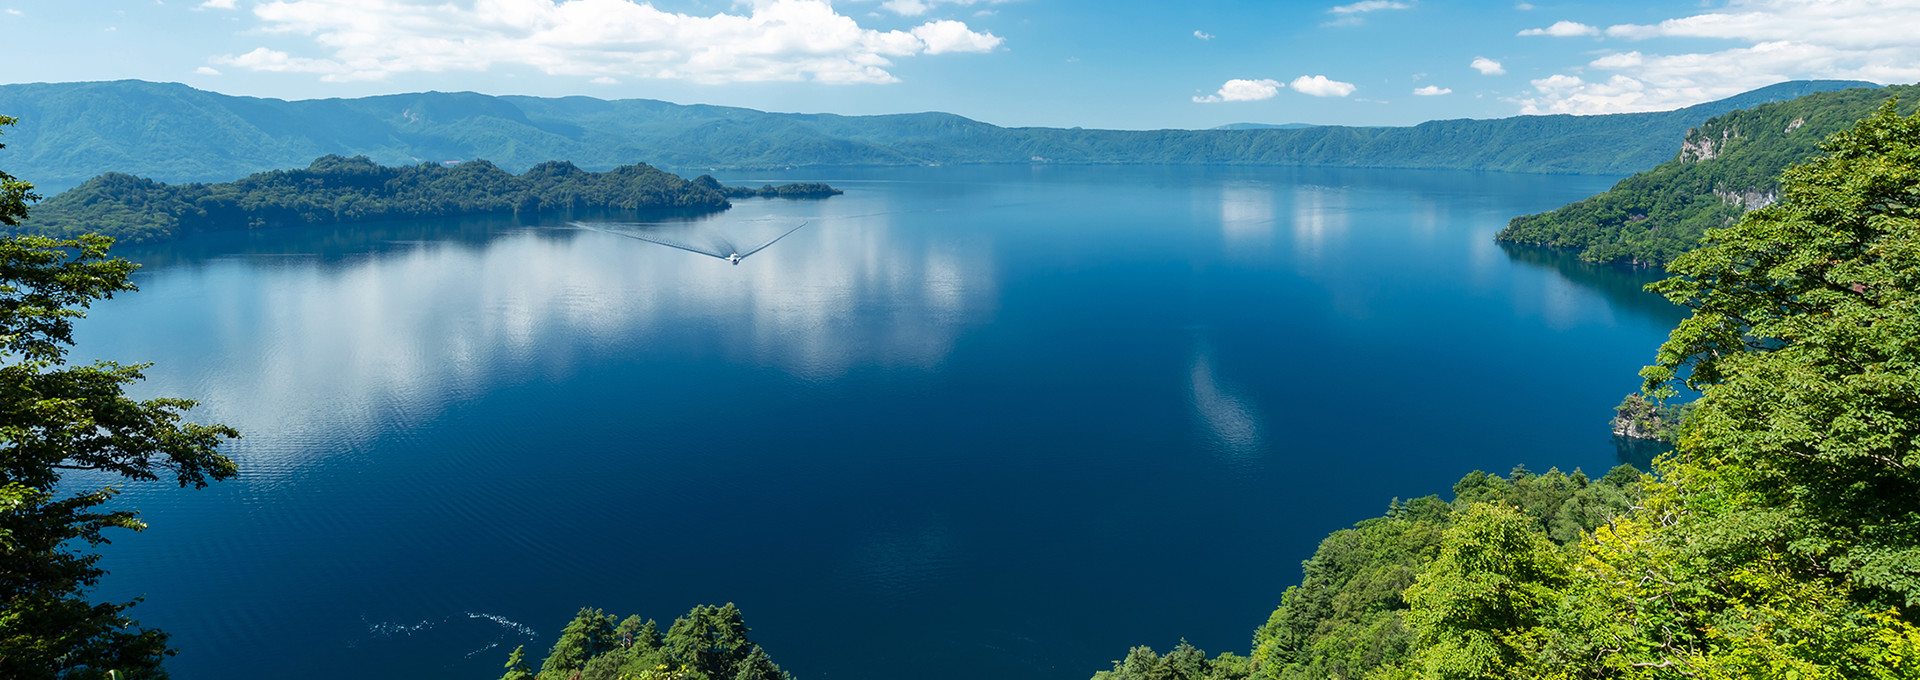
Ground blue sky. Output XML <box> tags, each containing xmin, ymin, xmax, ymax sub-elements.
<box><xmin>2</xmin><ymin>0</ymin><xmax>1916</xmax><ymax>129</ymax></box>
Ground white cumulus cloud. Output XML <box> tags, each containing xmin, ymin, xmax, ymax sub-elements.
<box><xmin>1193</xmin><ymin>78</ymin><xmax>1283</xmax><ymax>103</ymax></box>
<box><xmin>1290</xmin><ymin>75</ymin><xmax>1357</xmax><ymax>97</ymax></box>
<box><xmin>195</xmin><ymin>66</ymin><xmax>223</xmax><ymax>75</ymax></box>
<box><xmin>1194</xmin><ymin>29</ymin><xmax>1214</xmax><ymax>40</ymax></box>
<box><xmin>1470</xmin><ymin>56</ymin><xmax>1505</xmax><ymax>75</ymax></box>
<box><xmin>912</xmin><ymin>19</ymin><xmax>1002</xmax><ymax>54</ymax></box>
<box><xmin>213</xmin><ymin>0</ymin><xmax>1002</xmax><ymax>85</ymax></box>
<box><xmin>1517</xmin><ymin>0</ymin><xmax>1920</xmax><ymax>114</ymax></box>
<box><xmin>1517</xmin><ymin>74</ymin><xmax>1649</xmax><ymax>114</ymax></box>
<box><xmin>1518</xmin><ymin>20</ymin><xmax>1599</xmax><ymax>37</ymax></box>
<box><xmin>1412</xmin><ymin>85</ymin><xmax>1451</xmax><ymax>95</ymax></box>
<box><xmin>198</xmin><ymin>0</ymin><xmax>237</xmax><ymax>8</ymax></box>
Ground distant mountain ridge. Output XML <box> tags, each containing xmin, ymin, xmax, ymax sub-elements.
<box><xmin>0</xmin><ymin>79</ymin><xmax>1879</xmax><ymax>192</ymax></box>
<box><xmin>1213</xmin><ymin>123</ymin><xmax>1320</xmax><ymax>130</ymax></box>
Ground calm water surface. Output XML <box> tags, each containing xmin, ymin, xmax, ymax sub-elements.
<box><xmin>73</xmin><ymin>165</ymin><xmax>1678</xmax><ymax>680</ymax></box>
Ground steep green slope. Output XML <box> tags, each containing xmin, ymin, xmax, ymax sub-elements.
<box><xmin>1498</xmin><ymin>84</ymin><xmax>1920</xmax><ymax>266</ymax></box>
<box><xmin>11</xmin><ymin>155</ymin><xmax>837</xmax><ymax>244</ymax></box>
<box><xmin>1096</xmin><ymin>105</ymin><xmax>1920</xmax><ymax>680</ymax></box>
<box><xmin>1091</xmin><ymin>465</ymin><xmax>1642</xmax><ymax>680</ymax></box>
<box><xmin>0</xmin><ymin>79</ymin><xmax>1874</xmax><ymax>192</ymax></box>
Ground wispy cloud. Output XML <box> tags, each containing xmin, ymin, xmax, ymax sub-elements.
<box><xmin>1324</xmin><ymin>0</ymin><xmax>1410</xmax><ymax>26</ymax></box>
<box><xmin>194</xmin><ymin>66</ymin><xmax>222</xmax><ymax>75</ymax></box>
<box><xmin>1518</xmin><ymin>20</ymin><xmax>1599</xmax><ymax>37</ymax></box>
<box><xmin>1194</xmin><ymin>29</ymin><xmax>1215</xmax><ymax>40</ymax></box>
<box><xmin>214</xmin><ymin>0</ymin><xmax>1002</xmax><ymax>85</ymax></box>
<box><xmin>1194</xmin><ymin>78</ymin><xmax>1283</xmax><ymax>103</ymax></box>
<box><xmin>1290</xmin><ymin>75</ymin><xmax>1357</xmax><ymax>97</ymax></box>
<box><xmin>875</xmin><ymin>0</ymin><xmax>1015</xmax><ymax>17</ymax></box>
<box><xmin>198</xmin><ymin>0</ymin><xmax>236</xmax><ymax>9</ymax></box>
<box><xmin>1520</xmin><ymin>0</ymin><xmax>1920</xmax><ymax>114</ymax></box>
<box><xmin>1328</xmin><ymin>0</ymin><xmax>1411</xmax><ymax>14</ymax></box>
<box><xmin>1412</xmin><ymin>85</ymin><xmax>1452</xmax><ymax>95</ymax></box>
<box><xmin>1470</xmin><ymin>57</ymin><xmax>1505</xmax><ymax>75</ymax></box>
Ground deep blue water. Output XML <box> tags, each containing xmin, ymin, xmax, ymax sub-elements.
<box><xmin>71</xmin><ymin>165</ymin><xmax>1679</xmax><ymax>680</ymax></box>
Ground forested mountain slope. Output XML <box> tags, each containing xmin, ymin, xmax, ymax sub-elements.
<box><xmin>0</xmin><ymin>79</ymin><xmax>1872</xmax><ymax>192</ymax></box>
<box><xmin>1093</xmin><ymin>103</ymin><xmax>1920</xmax><ymax>680</ymax></box>
<box><xmin>1498</xmin><ymin>84</ymin><xmax>1920</xmax><ymax>266</ymax></box>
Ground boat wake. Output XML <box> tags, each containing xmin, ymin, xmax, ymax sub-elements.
<box><xmin>573</xmin><ymin>220</ymin><xmax>809</xmax><ymax>264</ymax></box>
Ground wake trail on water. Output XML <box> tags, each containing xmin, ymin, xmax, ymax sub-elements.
<box><xmin>571</xmin><ymin>220</ymin><xmax>809</xmax><ymax>262</ymax></box>
<box><xmin>354</xmin><ymin>611</ymin><xmax>540</xmax><ymax>659</ymax></box>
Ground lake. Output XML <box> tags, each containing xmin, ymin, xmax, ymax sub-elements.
<box><xmin>72</xmin><ymin>165</ymin><xmax>1678</xmax><ymax>680</ymax></box>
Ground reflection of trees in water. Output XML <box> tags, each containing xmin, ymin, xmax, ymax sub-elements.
<box><xmin>1503</xmin><ymin>241</ymin><xmax>1691</xmax><ymax>474</ymax></box>
<box><xmin>1612</xmin><ymin>435</ymin><xmax>1671</xmax><ymax>471</ymax></box>
<box><xmin>1499</xmin><ymin>242</ymin><xmax>1687</xmax><ymax>328</ymax></box>
<box><xmin>113</xmin><ymin>207</ymin><xmax>722</xmax><ymax>271</ymax></box>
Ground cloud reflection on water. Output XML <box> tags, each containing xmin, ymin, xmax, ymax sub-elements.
<box><xmin>1218</xmin><ymin>182</ymin><xmax>1276</xmax><ymax>248</ymax></box>
<box><xmin>1290</xmin><ymin>184</ymin><xmax>1349</xmax><ymax>262</ymax></box>
<box><xmin>84</xmin><ymin>205</ymin><xmax>996</xmax><ymax>464</ymax></box>
<box><xmin>1189</xmin><ymin>351</ymin><xmax>1263</xmax><ymax>464</ymax></box>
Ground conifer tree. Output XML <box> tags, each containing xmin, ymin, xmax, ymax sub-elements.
<box><xmin>728</xmin><ymin>646</ymin><xmax>789</xmax><ymax>680</ymax></box>
<box><xmin>499</xmin><ymin>645</ymin><xmax>534</xmax><ymax>680</ymax></box>
<box><xmin>664</xmin><ymin>603</ymin><xmax>754</xmax><ymax>679</ymax></box>
<box><xmin>537</xmin><ymin>608</ymin><xmax>618</xmax><ymax>680</ymax></box>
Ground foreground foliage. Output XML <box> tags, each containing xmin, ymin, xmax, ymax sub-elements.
<box><xmin>12</xmin><ymin>155</ymin><xmax>839</xmax><ymax>244</ymax></box>
<box><xmin>1096</xmin><ymin>101</ymin><xmax>1920</xmax><ymax>680</ymax></box>
<box><xmin>0</xmin><ymin>116</ymin><xmax>238</xmax><ymax>678</ymax></box>
<box><xmin>503</xmin><ymin>604</ymin><xmax>791</xmax><ymax>680</ymax></box>
<box><xmin>1498</xmin><ymin>84</ymin><xmax>1918</xmax><ymax>266</ymax></box>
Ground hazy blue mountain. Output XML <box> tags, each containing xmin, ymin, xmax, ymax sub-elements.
<box><xmin>0</xmin><ymin>79</ymin><xmax>1878</xmax><ymax>192</ymax></box>
<box><xmin>1212</xmin><ymin>123</ymin><xmax>1320</xmax><ymax>130</ymax></box>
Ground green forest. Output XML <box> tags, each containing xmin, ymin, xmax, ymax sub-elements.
<box><xmin>1498</xmin><ymin>84</ymin><xmax>1920</xmax><ymax>266</ymax></box>
<box><xmin>1088</xmin><ymin>102</ymin><xmax>1920</xmax><ymax>679</ymax></box>
<box><xmin>498</xmin><ymin>604</ymin><xmax>792</xmax><ymax>680</ymax></box>
<box><xmin>8</xmin><ymin>155</ymin><xmax>837</xmax><ymax>244</ymax></box>
<box><xmin>0</xmin><ymin>80</ymin><xmax>1871</xmax><ymax>192</ymax></box>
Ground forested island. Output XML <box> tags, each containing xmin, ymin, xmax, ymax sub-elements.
<box><xmin>9</xmin><ymin>155</ymin><xmax>839</xmax><ymax>244</ymax></box>
<box><xmin>1497</xmin><ymin>84</ymin><xmax>1919</xmax><ymax>266</ymax></box>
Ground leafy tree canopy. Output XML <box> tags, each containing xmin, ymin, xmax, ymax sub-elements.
<box><xmin>0</xmin><ymin>115</ymin><xmax>238</xmax><ymax>679</ymax></box>
<box><xmin>1644</xmin><ymin>100</ymin><xmax>1920</xmax><ymax>605</ymax></box>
